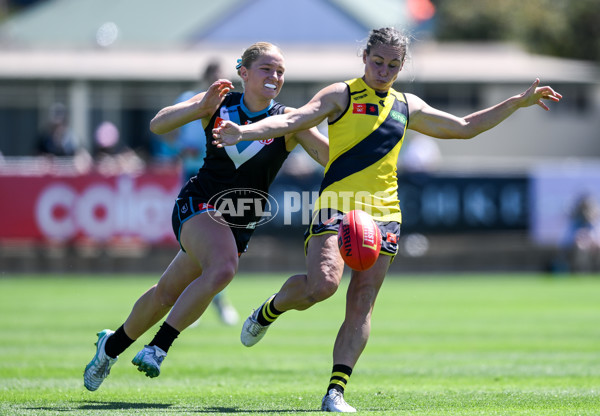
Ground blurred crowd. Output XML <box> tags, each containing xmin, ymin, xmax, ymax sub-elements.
<box><xmin>33</xmin><ymin>101</ymin><xmax>146</xmax><ymax>176</ymax></box>
<box><xmin>24</xmin><ymin>60</ymin><xmax>323</xmax><ymax>181</ymax></box>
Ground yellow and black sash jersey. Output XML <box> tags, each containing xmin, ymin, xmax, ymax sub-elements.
<box><xmin>314</xmin><ymin>77</ymin><xmax>409</xmax><ymax>223</ymax></box>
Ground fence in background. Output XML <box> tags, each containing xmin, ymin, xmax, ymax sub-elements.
<box><xmin>1</xmin><ymin>158</ymin><xmax>598</xmax><ymax>274</ymax></box>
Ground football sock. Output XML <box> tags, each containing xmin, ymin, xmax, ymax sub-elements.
<box><xmin>104</xmin><ymin>325</ymin><xmax>135</xmax><ymax>359</ymax></box>
<box><xmin>255</xmin><ymin>294</ymin><xmax>283</xmax><ymax>326</ymax></box>
<box><xmin>327</xmin><ymin>364</ymin><xmax>353</xmax><ymax>394</ymax></box>
<box><xmin>149</xmin><ymin>322</ymin><xmax>180</xmax><ymax>353</ymax></box>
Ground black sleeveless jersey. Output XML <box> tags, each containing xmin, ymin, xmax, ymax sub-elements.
<box><xmin>184</xmin><ymin>92</ymin><xmax>290</xmax><ymax>228</ymax></box>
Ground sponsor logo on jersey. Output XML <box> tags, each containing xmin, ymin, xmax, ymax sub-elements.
<box><xmin>386</xmin><ymin>232</ymin><xmax>398</xmax><ymax>244</ymax></box>
<box><xmin>352</xmin><ymin>103</ymin><xmax>365</xmax><ymax>114</ymax></box>
<box><xmin>323</xmin><ymin>216</ymin><xmax>337</xmax><ymax>226</ymax></box>
<box><xmin>353</xmin><ymin>103</ymin><xmax>379</xmax><ymax>116</ymax></box>
<box><xmin>259</xmin><ymin>138</ymin><xmax>274</xmax><ymax>145</ymax></box>
<box><xmin>198</xmin><ymin>203</ymin><xmax>215</xmax><ymax>211</ymax></box>
<box><xmin>366</xmin><ymin>104</ymin><xmax>379</xmax><ymax>115</ymax></box>
<box><xmin>389</xmin><ymin>110</ymin><xmax>407</xmax><ymax>124</ymax></box>
<box><xmin>214</xmin><ymin>117</ymin><xmax>225</xmax><ymax>129</ymax></box>
<box><xmin>181</xmin><ymin>203</ymin><xmax>188</xmax><ymax>214</ymax></box>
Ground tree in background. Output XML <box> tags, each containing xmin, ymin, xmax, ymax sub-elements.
<box><xmin>431</xmin><ymin>0</ymin><xmax>600</xmax><ymax>62</ymax></box>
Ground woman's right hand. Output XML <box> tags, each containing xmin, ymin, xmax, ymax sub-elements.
<box><xmin>212</xmin><ymin>120</ymin><xmax>242</xmax><ymax>147</ymax></box>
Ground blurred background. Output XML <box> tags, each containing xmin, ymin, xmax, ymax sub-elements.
<box><xmin>0</xmin><ymin>0</ymin><xmax>598</xmax><ymax>275</ymax></box>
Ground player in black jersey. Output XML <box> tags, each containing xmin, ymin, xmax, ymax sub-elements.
<box><xmin>83</xmin><ymin>42</ymin><xmax>329</xmax><ymax>391</ymax></box>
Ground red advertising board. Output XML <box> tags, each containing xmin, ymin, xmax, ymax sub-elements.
<box><xmin>0</xmin><ymin>166</ymin><xmax>181</xmax><ymax>244</ymax></box>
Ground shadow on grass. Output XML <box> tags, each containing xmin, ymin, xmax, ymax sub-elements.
<box><xmin>196</xmin><ymin>408</ymin><xmax>321</xmax><ymax>414</ymax></box>
<box><xmin>24</xmin><ymin>401</ymin><xmax>173</xmax><ymax>412</ymax></box>
<box><xmin>79</xmin><ymin>401</ymin><xmax>174</xmax><ymax>410</ymax></box>
<box><xmin>25</xmin><ymin>401</ymin><xmax>321</xmax><ymax>413</ymax></box>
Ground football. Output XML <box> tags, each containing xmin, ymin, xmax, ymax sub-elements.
<box><xmin>337</xmin><ymin>210</ymin><xmax>382</xmax><ymax>271</ymax></box>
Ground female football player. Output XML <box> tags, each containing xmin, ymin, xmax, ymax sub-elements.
<box><xmin>83</xmin><ymin>42</ymin><xmax>329</xmax><ymax>391</ymax></box>
<box><xmin>212</xmin><ymin>27</ymin><xmax>562</xmax><ymax>412</ymax></box>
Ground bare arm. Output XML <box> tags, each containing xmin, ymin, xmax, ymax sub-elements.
<box><xmin>407</xmin><ymin>78</ymin><xmax>562</xmax><ymax>140</ymax></box>
<box><xmin>212</xmin><ymin>82</ymin><xmax>347</xmax><ymax>147</ymax></box>
<box><xmin>150</xmin><ymin>79</ymin><xmax>233</xmax><ymax>135</ymax></box>
<box><xmin>286</xmin><ymin>127</ymin><xmax>330</xmax><ymax>167</ymax></box>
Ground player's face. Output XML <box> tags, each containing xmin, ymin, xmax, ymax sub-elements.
<box><xmin>242</xmin><ymin>51</ymin><xmax>285</xmax><ymax>100</ymax></box>
<box><xmin>362</xmin><ymin>44</ymin><xmax>404</xmax><ymax>93</ymax></box>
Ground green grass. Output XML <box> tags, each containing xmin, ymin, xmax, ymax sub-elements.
<box><xmin>0</xmin><ymin>273</ymin><xmax>599</xmax><ymax>415</ymax></box>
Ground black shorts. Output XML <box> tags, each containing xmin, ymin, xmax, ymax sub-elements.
<box><xmin>304</xmin><ymin>208</ymin><xmax>401</xmax><ymax>257</ymax></box>
<box><xmin>171</xmin><ymin>191</ymin><xmax>253</xmax><ymax>256</ymax></box>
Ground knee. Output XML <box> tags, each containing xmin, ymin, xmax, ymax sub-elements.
<box><xmin>205</xmin><ymin>258</ymin><xmax>238</xmax><ymax>292</ymax></box>
<box><xmin>307</xmin><ymin>276</ymin><xmax>339</xmax><ymax>304</ymax></box>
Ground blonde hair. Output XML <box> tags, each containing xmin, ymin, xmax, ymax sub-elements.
<box><xmin>236</xmin><ymin>42</ymin><xmax>282</xmax><ymax>76</ymax></box>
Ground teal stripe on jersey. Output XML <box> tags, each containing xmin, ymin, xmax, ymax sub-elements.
<box><xmin>225</xmin><ymin>104</ymin><xmax>254</xmax><ymax>152</ymax></box>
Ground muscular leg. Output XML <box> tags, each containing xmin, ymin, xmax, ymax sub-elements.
<box><xmin>332</xmin><ymin>254</ymin><xmax>392</xmax><ymax>367</ymax></box>
<box><xmin>84</xmin><ymin>225</ymin><xmax>217</xmax><ymax>389</ymax></box>
<box><xmin>123</xmin><ymin>250</ymin><xmax>202</xmax><ymax>340</ymax></box>
<box><xmin>128</xmin><ymin>213</ymin><xmax>238</xmax><ymax>377</ymax></box>
<box><xmin>272</xmin><ymin>234</ymin><xmax>345</xmax><ymax>311</ymax></box>
<box><xmin>164</xmin><ymin>212</ymin><xmax>239</xmax><ymax>332</ymax></box>
<box><xmin>240</xmin><ymin>234</ymin><xmax>345</xmax><ymax>346</ymax></box>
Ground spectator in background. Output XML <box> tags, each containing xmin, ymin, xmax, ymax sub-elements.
<box><xmin>37</xmin><ymin>102</ymin><xmax>93</xmax><ymax>173</ymax></box>
<box><xmin>175</xmin><ymin>61</ymin><xmax>223</xmax><ymax>181</ymax></box>
<box><xmin>171</xmin><ymin>60</ymin><xmax>239</xmax><ymax>326</ymax></box>
<box><xmin>94</xmin><ymin>120</ymin><xmax>145</xmax><ymax>176</ymax></box>
<box><xmin>37</xmin><ymin>102</ymin><xmax>79</xmax><ymax>157</ymax></box>
<box><xmin>562</xmin><ymin>193</ymin><xmax>600</xmax><ymax>273</ymax></box>
<box><xmin>150</xmin><ymin>63</ymin><xmax>225</xmax><ymax>172</ymax></box>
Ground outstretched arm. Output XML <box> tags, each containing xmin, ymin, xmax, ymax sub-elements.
<box><xmin>150</xmin><ymin>79</ymin><xmax>233</xmax><ymax>135</ymax></box>
<box><xmin>407</xmin><ymin>78</ymin><xmax>562</xmax><ymax>140</ymax></box>
<box><xmin>212</xmin><ymin>82</ymin><xmax>347</xmax><ymax>147</ymax></box>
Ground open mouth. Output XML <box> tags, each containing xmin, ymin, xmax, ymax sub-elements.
<box><xmin>264</xmin><ymin>83</ymin><xmax>277</xmax><ymax>90</ymax></box>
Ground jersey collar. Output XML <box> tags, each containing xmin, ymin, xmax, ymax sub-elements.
<box><xmin>358</xmin><ymin>77</ymin><xmax>390</xmax><ymax>99</ymax></box>
<box><xmin>240</xmin><ymin>93</ymin><xmax>274</xmax><ymax>117</ymax></box>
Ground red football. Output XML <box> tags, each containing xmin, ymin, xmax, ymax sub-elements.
<box><xmin>337</xmin><ymin>210</ymin><xmax>382</xmax><ymax>271</ymax></box>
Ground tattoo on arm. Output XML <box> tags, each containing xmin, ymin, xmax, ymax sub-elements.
<box><xmin>311</xmin><ymin>148</ymin><xmax>320</xmax><ymax>159</ymax></box>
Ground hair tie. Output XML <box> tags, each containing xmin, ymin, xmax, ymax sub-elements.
<box><xmin>235</xmin><ymin>58</ymin><xmax>242</xmax><ymax>70</ymax></box>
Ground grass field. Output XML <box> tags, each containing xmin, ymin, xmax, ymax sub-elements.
<box><xmin>0</xmin><ymin>273</ymin><xmax>599</xmax><ymax>415</ymax></box>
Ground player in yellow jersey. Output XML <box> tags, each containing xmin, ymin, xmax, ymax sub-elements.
<box><xmin>213</xmin><ymin>27</ymin><xmax>562</xmax><ymax>412</ymax></box>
